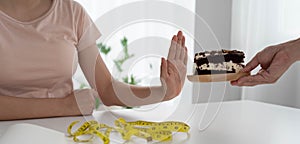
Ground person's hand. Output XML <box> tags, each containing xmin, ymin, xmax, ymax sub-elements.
<box><xmin>231</xmin><ymin>38</ymin><xmax>300</xmax><ymax>86</ymax></box>
<box><xmin>160</xmin><ymin>31</ymin><xmax>188</xmax><ymax>100</ymax></box>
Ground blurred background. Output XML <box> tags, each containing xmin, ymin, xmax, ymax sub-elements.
<box><xmin>73</xmin><ymin>0</ymin><xmax>300</xmax><ymax>108</ymax></box>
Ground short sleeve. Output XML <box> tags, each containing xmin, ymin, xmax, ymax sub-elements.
<box><xmin>73</xmin><ymin>2</ymin><xmax>101</xmax><ymax>52</ymax></box>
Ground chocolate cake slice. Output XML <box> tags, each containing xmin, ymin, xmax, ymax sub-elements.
<box><xmin>194</xmin><ymin>49</ymin><xmax>245</xmax><ymax>75</ymax></box>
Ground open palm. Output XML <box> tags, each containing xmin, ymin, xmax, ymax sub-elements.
<box><xmin>160</xmin><ymin>31</ymin><xmax>188</xmax><ymax>100</ymax></box>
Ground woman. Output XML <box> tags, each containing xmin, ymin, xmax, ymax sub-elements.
<box><xmin>0</xmin><ymin>0</ymin><xmax>187</xmax><ymax>120</ymax></box>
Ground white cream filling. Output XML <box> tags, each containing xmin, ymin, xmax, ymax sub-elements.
<box><xmin>195</xmin><ymin>53</ymin><xmax>226</xmax><ymax>59</ymax></box>
<box><xmin>197</xmin><ymin>61</ymin><xmax>243</xmax><ymax>72</ymax></box>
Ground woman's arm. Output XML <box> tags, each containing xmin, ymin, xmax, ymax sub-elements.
<box><xmin>79</xmin><ymin>31</ymin><xmax>187</xmax><ymax>107</ymax></box>
<box><xmin>0</xmin><ymin>93</ymin><xmax>92</xmax><ymax>120</ymax></box>
<box><xmin>94</xmin><ymin>54</ymin><xmax>185</xmax><ymax>107</ymax></box>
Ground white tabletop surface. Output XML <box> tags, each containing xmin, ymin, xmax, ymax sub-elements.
<box><xmin>1</xmin><ymin>100</ymin><xmax>300</xmax><ymax>144</ymax></box>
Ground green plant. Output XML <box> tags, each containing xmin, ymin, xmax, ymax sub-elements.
<box><xmin>79</xmin><ymin>83</ymin><xmax>88</xmax><ymax>89</ymax></box>
<box><xmin>97</xmin><ymin>43</ymin><xmax>111</xmax><ymax>55</ymax></box>
<box><xmin>97</xmin><ymin>37</ymin><xmax>139</xmax><ymax>85</ymax></box>
<box><xmin>123</xmin><ymin>75</ymin><xmax>141</xmax><ymax>85</ymax></box>
<box><xmin>113</xmin><ymin>37</ymin><xmax>135</xmax><ymax>72</ymax></box>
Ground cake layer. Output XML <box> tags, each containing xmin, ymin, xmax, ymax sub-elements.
<box><xmin>194</xmin><ymin>49</ymin><xmax>245</xmax><ymax>65</ymax></box>
<box><xmin>195</xmin><ymin>49</ymin><xmax>244</xmax><ymax>59</ymax></box>
<box><xmin>194</xmin><ymin>62</ymin><xmax>244</xmax><ymax>75</ymax></box>
<box><xmin>195</xmin><ymin>70</ymin><xmax>234</xmax><ymax>75</ymax></box>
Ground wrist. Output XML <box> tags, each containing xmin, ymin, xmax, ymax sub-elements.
<box><xmin>160</xmin><ymin>85</ymin><xmax>177</xmax><ymax>101</ymax></box>
<box><xmin>160</xmin><ymin>85</ymin><xmax>169</xmax><ymax>101</ymax></box>
<box><xmin>286</xmin><ymin>39</ymin><xmax>300</xmax><ymax>62</ymax></box>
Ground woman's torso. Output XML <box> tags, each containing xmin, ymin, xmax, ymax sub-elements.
<box><xmin>0</xmin><ymin>0</ymin><xmax>82</xmax><ymax>98</ymax></box>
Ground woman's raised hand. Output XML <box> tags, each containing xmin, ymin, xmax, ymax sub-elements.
<box><xmin>160</xmin><ymin>31</ymin><xmax>188</xmax><ymax>100</ymax></box>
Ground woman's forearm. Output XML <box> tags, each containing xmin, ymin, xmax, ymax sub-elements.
<box><xmin>93</xmin><ymin>52</ymin><xmax>178</xmax><ymax>107</ymax></box>
<box><xmin>0</xmin><ymin>94</ymin><xmax>80</xmax><ymax>121</ymax></box>
<box><xmin>98</xmin><ymin>79</ymin><xmax>172</xmax><ymax>107</ymax></box>
<box><xmin>93</xmin><ymin>51</ymin><xmax>175</xmax><ymax>107</ymax></box>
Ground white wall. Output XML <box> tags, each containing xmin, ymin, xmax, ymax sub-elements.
<box><xmin>193</xmin><ymin>0</ymin><xmax>241</xmax><ymax>103</ymax></box>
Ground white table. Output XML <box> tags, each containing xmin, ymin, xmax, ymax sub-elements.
<box><xmin>1</xmin><ymin>100</ymin><xmax>300</xmax><ymax>144</ymax></box>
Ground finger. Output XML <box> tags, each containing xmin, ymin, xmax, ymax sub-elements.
<box><xmin>177</xmin><ymin>31</ymin><xmax>183</xmax><ymax>40</ymax></box>
<box><xmin>168</xmin><ymin>35</ymin><xmax>178</xmax><ymax>60</ymax></box>
<box><xmin>178</xmin><ymin>36</ymin><xmax>186</xmax><ymax>60</ymax></box>
<box><xmin>241</xmin><ymin>54</ymin><xmax>259</xmax><ymax>73</ymax></box>
<box><xmin>233</xmin><ymin>53</ymin><xmax>287</xmax><ymax>87</ymax></box>
<box><xmin>183</xmin><ymin>47</ymin><xmax>188</xmax><ymax>65</ymax></box>
<box><xmin>230</xmin><ymin>69</ymin><xmax>266</xmax><ymax>86</ymax></box>
<box><xmin>182</xmin><ymin>36</ymin><xmax>186</xmax><ymax>48</ymax></box>
<box><xmin>184</xmin><ymin>47</ymin><xmax>188</xmax><ymax>65</ymax></box>
<box><xmin>236</xmin><ymin>81</ymin><xmax>259</xmax><ymax>87</ymax></box>
<box><xmin>236</xmin><ymin>69</ymin><xmax>278</xmax><ymax>86</ymax></box>
<box><xmin>179</xmin><ymin>46</ymin><xmax>185</xmax><ymax>61</ymax></box>
<box><xmin>160</xmin><ymin>58</ymin><xmax>168</xmax><ymax>78</ymax></box>
<box><xmin>178</xmin><ymin>31</ymin><xmax>183</xmax><ymax>46</ymax></box>
<box><xmin>235</xmin><ymin>75</ymin><xmax>265</xmax><ymax>86</ymax></box>
<box><xmin>175</xmin><ymin>43</ymin><xmax>182</xmax><ymax>59</ymax></box>
<box><xmin>230</xmin><ymin>80</ymin><xmax>238</xmax><ymax>86</ymax></box>
<box><xmin>259</xmin><ymin>47</ymin><xmax>279</xmax><ymax>69</ymax></box>
<box><xmin>175</xmin><ymin>34</ymin><xmax>183</xmax><ymax>59</ymax></box>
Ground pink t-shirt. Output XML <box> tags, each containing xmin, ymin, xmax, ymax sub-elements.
<box><xmin>0</xmin><ymin>0</ymin><xmax>101</xmax><ymax>98</ymax></box>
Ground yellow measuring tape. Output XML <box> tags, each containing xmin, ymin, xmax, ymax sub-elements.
<box><xmin>67</xmin><ymin>118</ymin><xmax>190</xmax><ymax>143</ymax></box>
